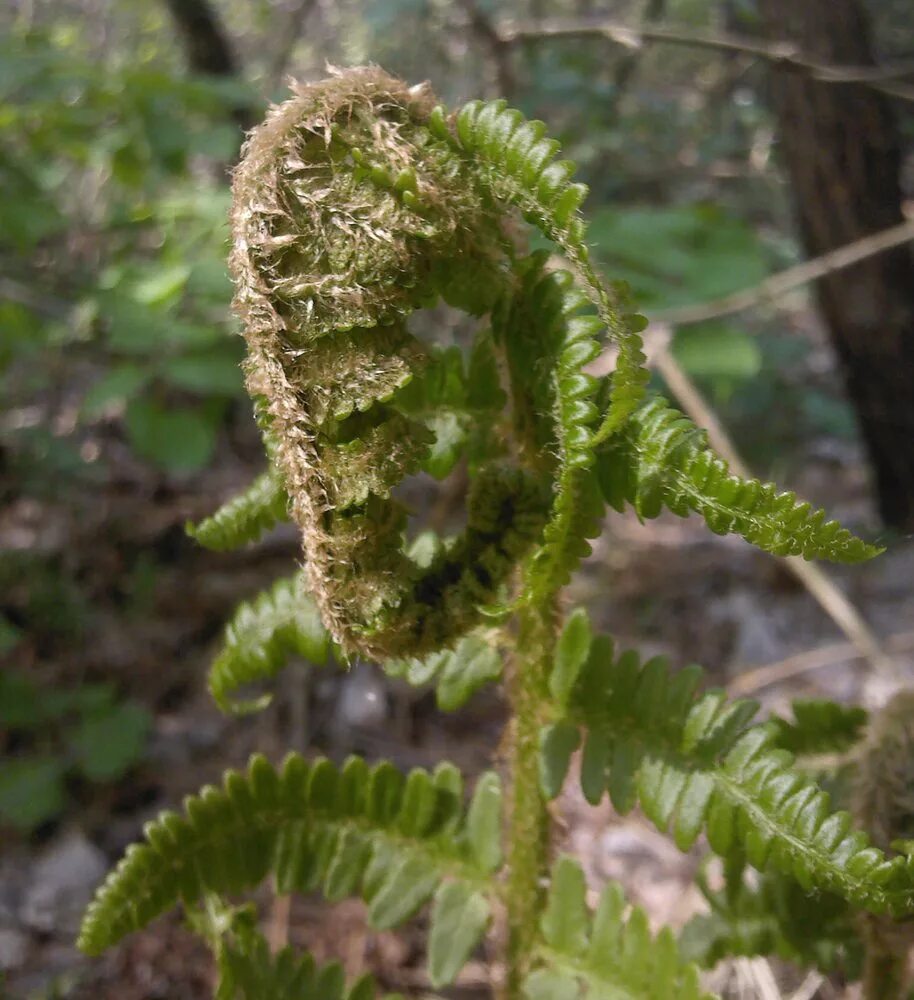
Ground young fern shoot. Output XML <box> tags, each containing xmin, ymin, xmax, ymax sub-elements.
<box><xmin>80</xmin><ymin>68</ymin><xmax>911</xmax><ymax>1000</ymax></box>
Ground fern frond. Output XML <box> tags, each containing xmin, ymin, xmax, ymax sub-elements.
<box><xmin>493</xmin><ymin>258</ymin><xmax>606</xmax><ymax>598</ymax></box>
<box><xmin>229</xmin><ymin>72</ymin><xmax>651</xmax><ymax>661</ymax></box>
<box><xmin>771</xmin><ymin>699</ymin><xmax>868</xmax><ymax>758</ymax></box>
<box><xmin>445</xmin><ymin>99</ymin><xmax>650</xmax><ymax>439</ymax></box>
<box><xmin>230</xmin><ymin>70</ymin><xmax>551</xmax><ymax>661</ymax></box>
<box><xmin>187</xmin><ymin>467</ymin><xmax>289</xmax><ymax>551</ymax></box>
<box><xmin>524</xmin><ymin>857</ymin><xmax>714</xmax><ymax>999</ymax></box>
<box><xmin>531</xmin><ymin>470</ymin><xmax>605</xmax><ymax>599</ymax></box>
<box><xmin>208</xmin><ymin>573</ymin><xmax>334</xmax><ymax>714</ymax></box>
<box><xmin>217</xmin><ymin>932</ymin><xmax>384</xmax><ymax>1000</ymax></box>
<box><xmin>78</xmin><ymin>753</ymin><xmax>497</xmax><ymax>988</ymax></box>
<box><xmin>597</xmin><ymin>397</ymin><xmax>881</xmax><ymax>563</ymax></box>
<box><xmin>680</xmin><ymin>866</ymin><xmax>861</xmax><ymax>977</ymax></box>
<box><xmin>384</xmin><ymin>633</ymin><xmax>502</xmax><ymax>711</ymax></box>
<box><xmin>542</xmin><ymin>616</ymin><xmax>914</xmax><ymax>916</ymax></box>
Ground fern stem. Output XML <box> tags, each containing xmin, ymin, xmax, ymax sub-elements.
<box><xmin>504</xmin><ymin>595</ymin><xmax>557</xmax><ymax>997</ymax></box>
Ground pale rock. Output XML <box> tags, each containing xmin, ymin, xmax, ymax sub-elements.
<box><xmin>0</xmin><ymin>927</ymin><xmax>28</xmax><ymax>971</ymax></box>
<box><xmin>20</xmin><ymin>831</ymin><xmax>107</xmax><ymax>935</ymax></box>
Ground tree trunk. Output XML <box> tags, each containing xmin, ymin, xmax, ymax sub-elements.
<box><xmin>162</xmin><ymin>0</ymin><xmax>255</xmax><ymax>131</ymax></box>
<box><xmin>757</xmin><ymin>0</ymin><xmax>914</xmax><ymax>530</ymax></box>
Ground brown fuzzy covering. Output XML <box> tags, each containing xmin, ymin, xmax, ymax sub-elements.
<box><xmin>229</xmin><ymin>67</ymin><xmax>542</xmax><ymax>659</ymax></box>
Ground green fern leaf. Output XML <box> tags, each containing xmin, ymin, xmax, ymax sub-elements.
<box><xmin>492</xmin><ymin>256</ymin><xmax>607</xmax><ymax>598</ymax></box>
<box><xmin>208</xmin><ymin>573</ymin><xmax>334</xmax><ymax>714</ymax></box>
<box><xmin>384</xmin><ymin>633</ymin><xmax>502</xmax><ymax>711</ymax></box>
<box><xmin>428</xmin><ymin>881</ymin><xmax>490</xmax><ymax>989</ymax></box>
<box><xmin>540</xmin><ymin>721</ymin><xmax>581</xmax><ymax>799</ymax></box>
<box><xmin>544</xmin><ymin>621</ymin><xmax>914</xmax><ymax>917</ymax></box>
<box><xmin>550</xmin><ymin>607</ymin><xmax>593</xmax><ymax>707</ymax></box>
<box><xmin>597</xmin><ymin>397</ymin><xmax>881</xmax><ymax>563</ymax></box>
<box><xmin>217</xmin><ymin>930</ymin><xmax>382</xmax><ymax>1000</ymax></box>
<box><xmin>771</xmin><ymin>699</ymin><xmax>868</xmax><ymax>757</ymax></box>
<box><xmin>187</xmin><ymin>467</ymin><xmax>289</xmax><ymax>551</ymax></box>
<box><xmin>526</xmin><ymin>857</ymin><xmax>714</xmax><ymax>999</ymax></box>
<box><xmin>680</xmin><ymin>866</ymin><xmax>861</xmax><ymax>977</ymax></box>
<box><xmin>78</xmin><ymin>754</ymin><xmax>495</xmax><ymax>988</ymax></box>
<box><xmin>466</xmin><ymin>770</ymin><xmax>503</xmax><ymax>874</ymax></box>
<box><xmin>446</xmin><ymin>99</ymin><xmax>649</xmax><ymax>443</ymax></box>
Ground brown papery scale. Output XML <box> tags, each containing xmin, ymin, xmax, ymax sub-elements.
<box><xmin>229</xmin><ymin>67</ymin><xmax>546</xmax><ymax>660</ymax></box>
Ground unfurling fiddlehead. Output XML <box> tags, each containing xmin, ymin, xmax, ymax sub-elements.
<box><xmin>84</xmin><ymin>65</ymin><xmax>901</xmax><ymax>1000</ymax></box>
<box><xmin>229</xmin><ymin>67</ymin><xmax>644</xmax><ymax>662</ymax></box>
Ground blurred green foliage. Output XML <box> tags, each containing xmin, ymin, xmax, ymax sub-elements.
<box><xmin>589</xmin><ymin>203</ymin><xmax>768</xmax><ymax>396</ymax></box>
<box><xmin>1</xmin><ymin>0</ymin><xmax>870</xmax><ymax>496</ymax></box>
<box><xmin>1</xmin><ymin>18</ymin><xmax>256</xmax><ymax>479</ymax></box>
<box><xmin>589</xmin><ymin>204</ymin><xmax>770</xmax><ymax>311</ymax></box>
<box><xmin>0</xmin><ymin>668</ymin><xmax>151</xmax><ymax>832</ymax></box>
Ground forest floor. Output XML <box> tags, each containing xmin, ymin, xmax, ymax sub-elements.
<box><xmin>2</xmin><ymin>394</ymin><xmax>913</xmax><ymax>1000</ymax></box>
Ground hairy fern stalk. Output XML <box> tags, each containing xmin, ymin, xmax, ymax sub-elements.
<box><xmin>80</xmin><ymin>68</ymin><xmax>910</xmax><ymax>1000</ymax></box>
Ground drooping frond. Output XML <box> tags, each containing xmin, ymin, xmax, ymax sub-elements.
<box><xmin>524</xmin><ymin>857</ymin><xmax>714</xmax><ymax>999</ymax></box>
<box><xmin>541</xmin><ymin>614</ymin><xmax>914</xmax><ymax>916</ymax></box>
<box><xmin>384</xmin><ymin>633</ymin><xmax>502</xmax><ymax>711</ymax></box>
<box><xmin>78</xmin><ymin>753</ymin><xmax>498</xmax><ymax>988</ymax></box>
<box><xmin>187</xmin><ymin>466</ymin><xmax>289</xmax><ymax>551</ymax></box>
<box><xmin>597</xmin><ymin>397</ymin><xmax>881</xmax><ymax>563</ymax></box>
<box><xmin>208</xmin><ymin>573</ymin><xmax>334</xmax><ymax>714</ymax></box>
<box><xmin>771</xmin><ymin>699</ymin><xmax>868</xmax><ymax>758</ymax></box>
<box><xmin>441</xmin><ymin>99</ymin><xmax>649</xmax><ymax>439</ymax></box>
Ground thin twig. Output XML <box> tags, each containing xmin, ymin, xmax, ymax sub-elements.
<box><xmin>648</xmin><ymin>329</ymin><xmax>896</xmax><ymax>681</ymax></box>
<box><xmin>650</xmin><ymin>217</ymin><xmax>914</xmax><ymax>328</ymax></box>
<box><xmin>728</xmin><ymin>629</ymin><xmax>914</xmax><ymax>698</ymax></box>
<box><xmin>266</xmin><ymin>893</ymin><xmax>291</xmax><ymax>951</ymax></box>
<box><xmin>788</xmin><ymin>971</ymin><xmax>826</xmax><ymax>1000</ymax></box>
<box><xmin>496</xmin><ymin>17</ymin><xmax>914</xmax><ymax>102</ymax></box>
<box><xmin>737</xmin><ymin>956</ymin><xmax>781</xmax><ymax>1000</ymax></box>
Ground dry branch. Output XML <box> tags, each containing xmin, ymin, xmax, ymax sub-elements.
<box><xmin>495</xmin><ymin>16</ymin><xmax>914</xmax><ymax>102</ymax></box>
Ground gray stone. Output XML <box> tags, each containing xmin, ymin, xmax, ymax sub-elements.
<box><xmin>0</xmin><ymin>927</ymin><xmax>28</xmax><ymax>971</ymax></box>
<box><xmin>336</xmin><ymin>665</ymin><xmax>387</xmax><ymax>729</ymax></box>
<box><xmin>20</xmin><ymin>831</ymin><xmax>107</xmax><ymax>935</ymax></box>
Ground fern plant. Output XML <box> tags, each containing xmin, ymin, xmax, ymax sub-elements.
<box><xmin>80</xmin><ymin>68</ymin><xmax>913</xmax><ymax>999</ymax></box>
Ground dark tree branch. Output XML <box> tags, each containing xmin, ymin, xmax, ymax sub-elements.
<box><xmin>162</xmin><ymin>0</ymin><xmax>256</xmax><ymax>131</ymax></box>
<box><xmin>494</xmin><ymin>16</ymin><xmax>914</xmax><ymax>102</ymax></box>
<box><xmin>163</xmin><ymin>0</ymin><xmax>238</xmax><ymax>77</ymax></box>
<box><xmin>460</xmin><ymin>0</ymin><xmax>516</xmax><ymax>99</ymax></box>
